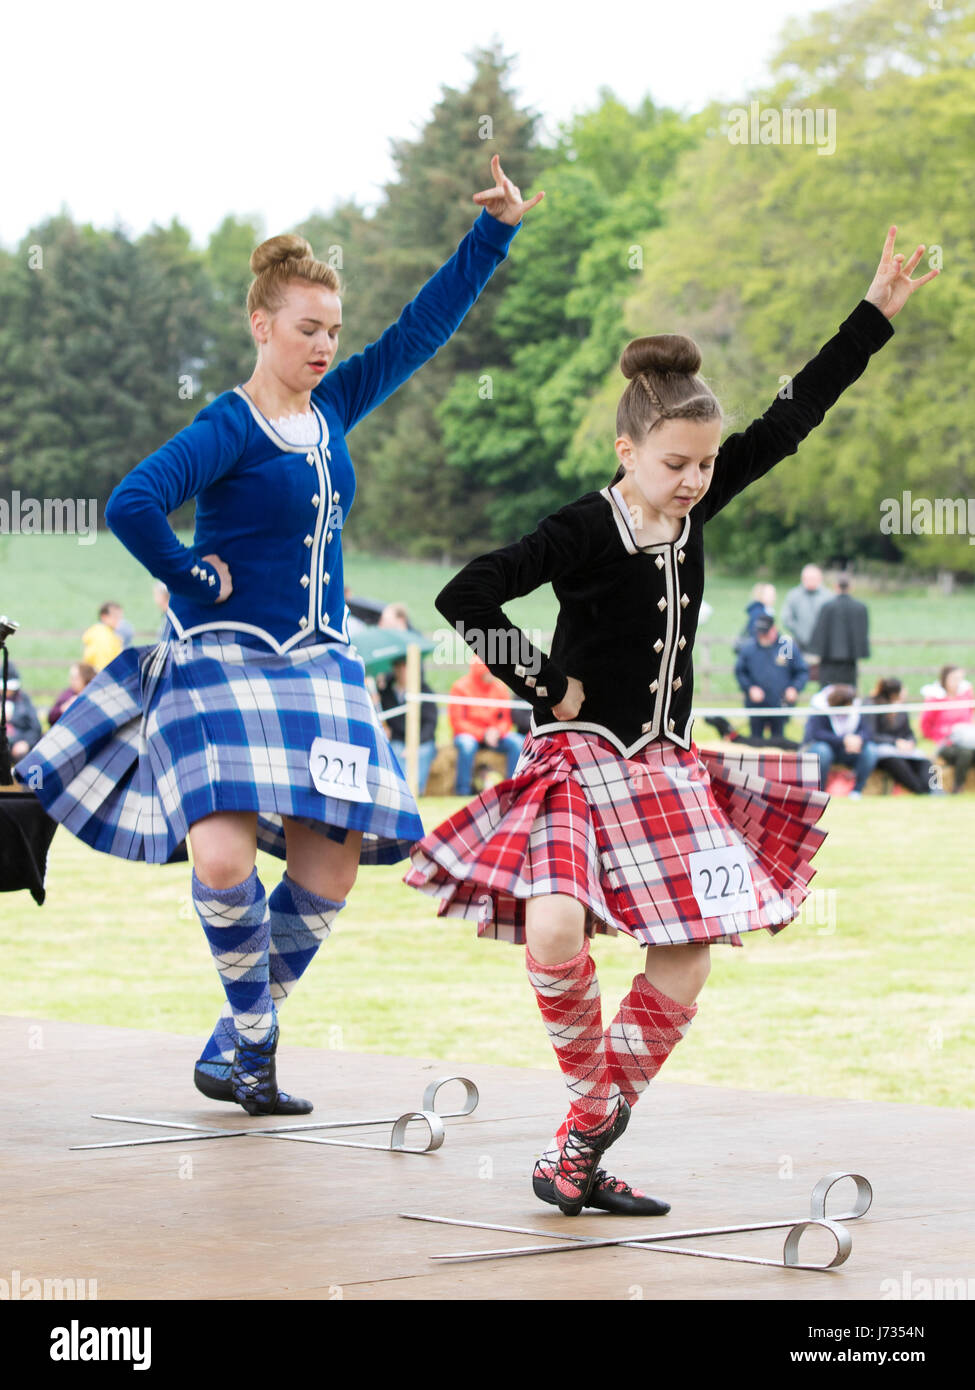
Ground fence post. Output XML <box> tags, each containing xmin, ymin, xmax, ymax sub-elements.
<box><xmin>405</xmin><ymin>641</ymin><xmax>421</xmax><ymax>795</ymax></box>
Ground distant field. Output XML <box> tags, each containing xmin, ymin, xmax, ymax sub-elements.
<box><xmin>3</xmin><ymin>532</ymin><xmax>973</xmax><ymax>751</ymax></box>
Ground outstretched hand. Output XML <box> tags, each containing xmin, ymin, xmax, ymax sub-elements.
<box><xmin>864</xmin><ymin>226</ymin><xmax>939</xmax><ymax>320</ymax></box>
<box><xmin>473</xmin><ymin>154</ymin><xmax>544</xmax><ymax>226</ymax></box>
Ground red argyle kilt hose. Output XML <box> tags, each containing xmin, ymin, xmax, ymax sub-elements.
<box><xmin>405</xmin><ymin>729</ymin><xmax>828</xmax><ymax>948</ymax></box>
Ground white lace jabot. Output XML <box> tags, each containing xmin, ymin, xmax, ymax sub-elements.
<box><xmin>267</xmin><ymin>411</ymin><xmax>321</xmax><ymax>446</ymax></box>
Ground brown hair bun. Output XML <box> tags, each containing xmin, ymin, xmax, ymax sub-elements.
<box><xmin>620</xmin><ymin>334</ymin><xmax>703</xmax><ymax>380</ymax></box>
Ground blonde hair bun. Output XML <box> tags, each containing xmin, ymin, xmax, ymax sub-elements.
<box><xmin>245</xmin><ymin>234</ymin><xmax>341</xmax><ymax>320</ymax></box>
<box><xmin>249</xmin><ymin>234</ymin><xmax>315</xmax><ymax>276</ymax></box>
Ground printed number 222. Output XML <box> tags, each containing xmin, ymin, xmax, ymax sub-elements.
<box><xmin>698</xmin><ymin>863</ymin><xmax>746</xmax><ymax>900</ymax></box>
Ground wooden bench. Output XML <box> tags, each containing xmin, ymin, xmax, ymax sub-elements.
<box><xmin>423</xmin><ymin>745</ymin><xmax>510</xmax><ymax>797</ymax></box>
<box><xmin>420</xmin><ymin>742</ymin><xmax>974</xmax><ymax>797</ymax></box>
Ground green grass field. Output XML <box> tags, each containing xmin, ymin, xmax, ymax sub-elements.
<box><xmin>1</xmin><ymin>794</ymin><xmax>970</xmax><ymax>1109</ymax></box>
<box><xmin>2</xmin><ymin>534</ymin><xmax>972</xmax><ymax>1109</ymax></box>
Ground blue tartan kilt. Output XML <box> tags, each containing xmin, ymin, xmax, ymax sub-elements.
<box><xmin>13</xmin><ymin>631</ymin><xmax>424</xmax><ymax>866</ymax></box>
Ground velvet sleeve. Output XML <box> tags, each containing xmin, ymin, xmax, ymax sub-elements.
<box><xmin>317</xmin><ymin>209</ymin><xmax>519</xmax><ymax>433</ymax></box>
<box><xmin>104</xmin><ymin>406</ymin><xmax>247</xmax><ymax>601</ymax></box>
<box><xmin>701</xmin><ymin>301</ymin><xmax>894</xmax><ymax>523</ymax></box>
<box><xmin>435</xmin><ymin>502</ymin><xmax>594</xmax><ymax>711</ymax></box>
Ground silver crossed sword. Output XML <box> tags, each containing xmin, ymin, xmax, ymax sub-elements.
<box><xmin>71</xmin><ymin>1075</ymin><xmax>479</xmax><ymax>1155</ymax></box>
<box><xmin>402</xmin><ymin>1171</ymin><xmax>873</xmax><ymax>1270</ymax></box>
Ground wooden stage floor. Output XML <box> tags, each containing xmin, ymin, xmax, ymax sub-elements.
<box><xmin>3</xmin><ymin>1014</ymin><xmax>972</xmax><ymax>1302</ymax></box>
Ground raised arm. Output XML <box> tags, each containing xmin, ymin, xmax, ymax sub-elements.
<box><xmin>318</xmin><ymin>156</ymin><xmax>542</xmax><ymax>432</ymax></box>
<box><xmin>701</xmin><ymin>228</ymin><xmax>939</xmax><ymax>523</ymax></box>
<box><xmin>436</xmin><ymin>500</ymin><xmax>593</xmax><ymax>713</ymax></box>
<box><xmin>103</xmin><ymin>405</ymin><xmax>247</xmax><ymax>601</ymax></box>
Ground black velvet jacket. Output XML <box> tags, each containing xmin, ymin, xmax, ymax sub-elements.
<box><xmin>436</xmin><ymin>300</ymin><xmax>894</xmax><ymax>756</ymax></box>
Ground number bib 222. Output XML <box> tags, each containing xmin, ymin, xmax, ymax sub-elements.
<box><xmin>687</xmin><ymin>844</ymin><xmax>757</xmax><ymax>919</ymax></box>
<box><xmin>309</xmin><ymin>737</ymin><xmax>373</xmax><ymax>804</ymax></box>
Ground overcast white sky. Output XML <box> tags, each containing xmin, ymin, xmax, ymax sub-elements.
<box><xmin>4</xmin><ymin>0</ymin><xmax>835</xmax><ymax>249</ymax></box>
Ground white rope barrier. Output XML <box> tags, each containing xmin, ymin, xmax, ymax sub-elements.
<box><xmin>378</xmin><ymin>693</ymin><xmax>973</xmax><ymax>721</ymax></box>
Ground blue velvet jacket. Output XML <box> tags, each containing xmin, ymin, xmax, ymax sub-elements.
<box><xmin>104</xmin><ymin>209</ymin><xmax>519</xmax><ymax>653</ymax></box>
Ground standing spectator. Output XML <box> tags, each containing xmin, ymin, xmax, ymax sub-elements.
<box><xmin>863</xmin><ymin>677</ymin><xmax>942</xmax><ymax>795</ymax></box>
<box><xmin>734</xmin><ymin>615</ymin><xmax>808</xmax><ymax>741</ymax></box>
<box><xmin>81</xmin><ymin>601</ymin><xmax>124</xmax><ymax>671</ymax></box>
<box><xmin>377</xmin><ymin>657</ymin><xmax>438</xmax><ymax>795</ymax></box>
<box><xmin>379</xmin><ymin>602</ymin><xmax>411</xmax><ymax>630</ymax></box>
<box><xmin>48</xmin><ymin>662</ymin><xmax>96</xmax><ymax>726</ymax></box>
<box><xmin>153</xmin><ymin>580</ymin><xmax>173</xmax><ymax>640</ymax></box>
<box><xmin>781</xmin><ymin>564</ymin><xmax>832</xmax><ymax>675</ymax></box>
<box><xmin>510</xmin><ymin>696</ymin><xmax>533</xmax><ymax>738</ymax></box>
<box><xmin>114</xmin><ymin>604</ymin><xmax>135</xmax><ymax>650</ymax></box>
<box><xmin>449</xmin><ymin>656</ymin><xmax>524</xmax><ymax>794</ymax></box>
<box><xmin>343</xmin><ymin>586</ymin><xmax>367</xmax><ymax>636</ymax></box>
<box><xmin>5</xmin><ymin>671</ymin><xmax>43</xmax><ymax>760</ymax></box>
<box><xmin>734</xmin><ymin>582</ymin><xmax>776</xmax><ymax>653</ymax></box>
<box><xmin>919</xmin><ymin>664</ymin><xmax>975</xmax><ymax>793</ymax></box>
<box><xmin>803</xmin><ymin>684</ymin><xmax>881</xmax><ymax>799</ymax></box>
<box><xmin>807</xmin><ymin>573</ymin><xmax>870</xmax><ymax>688</ymax></box>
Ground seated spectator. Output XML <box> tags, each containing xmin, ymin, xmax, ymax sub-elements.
<box><xmin>48</xmin><ymin>662</ymin><xmax>96</xmax><ymax>726</ymax></box>
<box><xmin>449</xmin><ymin>656</ymin><xmax>524</xmax><ymax>795</ymax></box>
<box><xmin>4</xmin><ymin>669</ymin><xmax>43</xmax><ymax>761</ymax></box>
<box><xmin>803</xmin><ymin>683</ymin><xmax>881</xmax><ymax>799</ymax></box>
<box><xmin>82</xmin><ymin>601</ymin><xmax>123</xmax><ymax>671</ymax></box>
<box><xmin>734</xmin><ymin>615</ymin><xmax>808</xmax><ymax>743</ymax></box>
<box><xmin>919</xmin><ymin>664</ymin><xmax>975</xmax><ymax>794</ymax></box>
<box><xmin>862</xmin><ymin>677</ymin><xmax>942</xmax><ymax>795</ymax></box>
<box><xmin>377</xmin><ymin>657</ymin><xmax>438</xmax><ymax>795</ymax></box>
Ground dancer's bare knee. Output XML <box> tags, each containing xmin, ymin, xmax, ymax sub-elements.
<box><xmin>189</xmin><ymin>812</ymin><xmax>257</xmax><ymax>890</ymax></box>
<box><xmin>525</xmin><ymin>895</ymin><xmax>586</xmax><ymax>964</ymax></box>
<box><xmin>643</xmin><ymin>941</ymin><xmax>711</xmax><ymax>1005</ymax></box>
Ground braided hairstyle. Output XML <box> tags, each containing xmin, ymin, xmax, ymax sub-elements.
<box><xmin>611</xmin><ymin>334</ymin><xmax>722</xmax><ymax>485</ymax></box>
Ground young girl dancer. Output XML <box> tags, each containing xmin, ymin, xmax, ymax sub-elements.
<box><xmin>16</xmin><ymin>156</ymin><xmax>542</xmax><ymax>1117</ymax></box>
<box><xmin>406</xmin><ymin>228</ymin><xmax>938</xmax><ymax>1215</ymax></box>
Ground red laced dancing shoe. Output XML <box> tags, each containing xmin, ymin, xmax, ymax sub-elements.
<box><xmin>533</xmin><ymin>1161</ymin><xmax>670</xmax><ymax>1215</ymax></box>
<box><xmin>552</xmin><ymin>1097</ymin><xmax>631</xmax><ymax>1216</ymax></box>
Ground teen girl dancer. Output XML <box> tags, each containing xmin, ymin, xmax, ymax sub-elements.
<box><xmin>16</xmin><ymin>157</ymin><xmax>542</xmax><ymax>1117</ymax></box>
<box><xmin>406</xmin><ymin>228</ymin><xmax>938</xmax><ymax>1215</ymax></box>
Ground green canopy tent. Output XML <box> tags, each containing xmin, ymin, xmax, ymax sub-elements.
<box><xmin>349</xmin><ymin>627</ymin><xmax>435</xmax><ymax>675</ymax></box>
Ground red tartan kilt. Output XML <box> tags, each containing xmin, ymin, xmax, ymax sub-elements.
<box><xmin>404</xmin><ymin>729</ymin><xmax>829</xmax><ymax>948</ymax></box>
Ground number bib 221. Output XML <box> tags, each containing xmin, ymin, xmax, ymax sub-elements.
<box><xmin>309</xmin><ymin>737</ymin><xmax>373</xmax><ymax>804</ymax></box>
<box><xmin>687</xmin><ymin>844</ymin><xmax>757</xmax><ymax>919</ymax></box>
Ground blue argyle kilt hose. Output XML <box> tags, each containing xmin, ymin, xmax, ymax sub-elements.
<box><xmin>405</xmin><ymin>729</ymin><xmax>829</xmax><ymax>947</ymax></box>
<box><xmin>14</xmin><ymin>631</ymin><xmax>424</xmax><ymax>865</ymax></box>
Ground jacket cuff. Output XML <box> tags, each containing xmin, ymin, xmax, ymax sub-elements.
<box><xmin>510</xmin><ymin>656</ymin><xmax>568</xmax><ymax>710</ymax></box>
<box><xmin>472</xmin><ymin>206</ymin><xmax>520</xmax><ymax>256</ymax></box>
<box><xmin>165</xmin><ymin>554</ymin><xmax>222</xmax><ymax>602</ymax></box>
<box><xmin>841</xmin><ymin>299</ymin><xmax>895</xmax><ymax>353</ymax></box>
